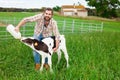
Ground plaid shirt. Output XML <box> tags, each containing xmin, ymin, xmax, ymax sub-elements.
<box><xmin>22</xmin><ymin>13</ymin><xmax>60</xmax><ymax>40</ymax></box>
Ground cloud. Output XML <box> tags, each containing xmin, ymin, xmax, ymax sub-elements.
<box><xmin>0</xmin><ymin>0</ymin><xmax>25</xmax><ymax>8</ymax></box>
<box><xmin>0</xmin><ymin>0</ymin><xmax>23</xmax><ymax>4</ymax></box>
<box><xmin>0</xmin><ymin>0</ymin><xmax>90</xmax><ymax>9</ymax></box>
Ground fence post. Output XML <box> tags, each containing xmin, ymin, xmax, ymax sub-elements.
<box><xmin>23</xmin><ymin>25</ymin><xmax>25</xmax><ymax>36</ymax></box>
<box><xmin>5</xmin><ymin>20</ymin><xmax>8</xmax><ymax>40</ymax></box>
<box><xmin>95</xmin><ymin>24</ymin><xmax>97</xmax><ymax>31</ymax></box>
<box><xmin>89</xmin><ymin>23</ymin><xmax>91</xmax><ymax>32</ymax></box>
<box><xmin>72</xmin><ymin>20</ymin><xmax>74</xmax><ymax>33</ymax></box>
<box><xmin>101</xmin><ymin>22</ymin><xmax>103</xmax><ymax>32</ymax></box>
<box><xmin>62</xmin><ymin>20</ymin><xmax>66</xmax><ymax>33</ymax></box>
<box><xmin>14</xmin><ymin>17</ymin><xmax>15</xmax><ymax>25</ymax></box>
<box><xmin>81</xmin><ymin>22</ymin><xmax>83</xmax><ymax>33</ymax></box>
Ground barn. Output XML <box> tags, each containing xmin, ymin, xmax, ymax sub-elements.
<box><xmin>61</xmin><ymin>5</ymin><xmax>88</xmax><ymax>17</ymax></box>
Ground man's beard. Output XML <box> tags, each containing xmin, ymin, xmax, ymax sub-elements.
<box><xmin>44</xmin><ymin>16</ymin><xmax>51</xmax><ymax>21</ymax></box>
<box><xmin>44</xmin><ymin>16</ymin><xmax>51</xmax><ymax>27</ymax></box>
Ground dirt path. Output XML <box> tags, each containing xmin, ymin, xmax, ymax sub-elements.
<box><xmin>0</xmin><ymin>22</ymin><xmax>7</xmax><ymax>27</ymax></box>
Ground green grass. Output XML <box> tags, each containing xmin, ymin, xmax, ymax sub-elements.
<box><xmin>0</xmin><ymin>12</ymin><xmax>120</xmax><ymax>80</ymax></box>
<box><xmin>0</xmin><ymin>32</ymin><xmax>120</xmax><ymax>80</ymax></box>
<box><xmin>0</xmin><ymin>12</ymin><xmax>120</xmax><ymax>32</ymax></box>
<box><xmin>0</xmin><ymin>12</ymin><xmax>36</xmax><ymax>18</ymax></box>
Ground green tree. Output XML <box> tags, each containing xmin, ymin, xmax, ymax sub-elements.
<box><xmin>86</xmin><ymin>0</ymin><xmax>120</xmax><ymax>18</ymax></box>
<box><xmin>53</xmin><ymin>6</ymin><xmax>61</xmax><ymax>12</ymax></box>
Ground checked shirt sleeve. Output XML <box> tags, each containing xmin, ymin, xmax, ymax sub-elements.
<box><xmin>22</xmin><ymin>14</ymin><xmax>43</xmax><ymax>22</ymax></box>
<box><xmin>52</xmin><ymin>20</ymin><xmax>60</xmax><ymax>40</ymax></box>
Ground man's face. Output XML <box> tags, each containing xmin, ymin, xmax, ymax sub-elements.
<box><xmin>44</xmin><ymin>10</ymin><xmax>52</xmax><ymax>21</ymax></box>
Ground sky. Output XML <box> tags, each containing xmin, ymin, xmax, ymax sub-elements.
<box><xmin>0</xmin><ymin>0</ymin><xmax>90</xmax><ymax>9</ymax></box>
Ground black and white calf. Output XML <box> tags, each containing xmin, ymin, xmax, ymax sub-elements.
<box><xmin>21</xmin><ymin>35</ymin><xmax>69</xmax><ymax>72</ymax></box>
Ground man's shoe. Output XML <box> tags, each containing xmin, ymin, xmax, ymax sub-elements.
<box><xmin>44</xmin><ymin>63</ymin><xmax>49</xmax><ymax>70</ymax></box>
<box><xmin>35</xmin><ymin>63</ymin><xmax>40</xmax><ymax>70</ymax></box>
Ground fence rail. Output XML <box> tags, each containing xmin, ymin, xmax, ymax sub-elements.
<box><xmin>0</xmin><ymin>17</ymin><xmax>103</xmax><ymax>40</ymax></box>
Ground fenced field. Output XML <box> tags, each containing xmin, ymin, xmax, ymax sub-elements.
<box><xmin>0</xmin><ymin>17</ymin><xmax>103</xmax><ymax>40</ymax></box>
<box><xmin>0</xmin><ymin>12</ymin><xmax>120</xmax><ymax>80</ymax></box>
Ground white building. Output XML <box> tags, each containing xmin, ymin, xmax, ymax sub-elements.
<box><xmin>61</xmin><ymin>5</ymin><xmax>88</xmax><ymax>17</ymax></box>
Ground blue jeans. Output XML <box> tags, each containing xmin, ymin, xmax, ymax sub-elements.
<box><xmin>33</xmin><ymin>34</ymin><xmax>48</xmax><ymax>64</ymax></box>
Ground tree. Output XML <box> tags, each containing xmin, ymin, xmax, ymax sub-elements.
<box><xmin>53</xmin><ymin>6</ymin><xmax>61</xmax><ymax>12</ymax></box>
<box><xmin>85</xmin><ymin>0</ymin><xmax>120</xmax><ymax>18</ymax></box>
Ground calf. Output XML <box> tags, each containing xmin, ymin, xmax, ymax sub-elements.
<box><xmin>21</xmin><ymin>35</ymin><xmax>69</xmax><ymax>72</ymax></box>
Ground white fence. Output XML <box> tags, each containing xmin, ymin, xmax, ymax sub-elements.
<box><xmin>0</xmin><ymin>17</ymin><xmax>103</xmax><ymax>40</ymax></box>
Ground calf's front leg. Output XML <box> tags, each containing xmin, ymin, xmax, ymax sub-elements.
<box><xmin>47</xmin><ymin>55</ymin><xmax>53</xmax><ymax>73</ymax></box>
<box><xmin>39</xmin><ymin>55</ymin><xmax>44</xmax><ymax>72</ymax></box>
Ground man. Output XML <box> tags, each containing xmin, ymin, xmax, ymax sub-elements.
<box><xmin>15</xmin><ymin>8</ymin><xmax>60</xmax><ymax>70</ymax></box>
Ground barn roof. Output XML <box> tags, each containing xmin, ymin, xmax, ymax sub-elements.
<box><xmin>61</xmin><ymin>5</ymin><xmax>85</xmax><ymax>9</ymax></box>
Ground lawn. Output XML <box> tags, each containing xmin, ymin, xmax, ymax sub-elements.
<box><xmin>0</xmin><ymin>12</ymin><xmax>120</xmax><ymax>80</ymax></box>
<box><xmin>0</xmin><ymin>12</ymin><xmax>120</xmax><ymax>32</ymax></box>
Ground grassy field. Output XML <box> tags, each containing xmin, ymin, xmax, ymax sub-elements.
<box><xmin>0</xmin><ymin>12</ymin><xmax>120</xmax><ymax>80</ymax></box>
<box><xmin>0</xmin><ymin>12</ymin><xmax>120</xmax><ymax>32</ymax></box>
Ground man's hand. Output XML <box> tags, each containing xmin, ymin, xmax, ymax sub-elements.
<box><xmin>53</xmin><ymin>39</ymin><xmax>60</xmax><ymax>52</ymax></box>
<box><xmin>14</xmin><ymin>19</ymin><xmax>26</xmax><ymax>32</ymax></box>
<box><xmin>53</xmin><ymin>47</ymin><xmax>58</xmax><ymax>52</ymax></box>
<box><xmin>14</xmin><ymin>27</ymin><xmax>20</xmax><ymax>32</ymax></box>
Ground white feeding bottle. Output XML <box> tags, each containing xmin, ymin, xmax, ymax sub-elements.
<box><xmin>6</xmin><ymin>24</ymin><xmax>21</xmax><ymax>39</ymax></box>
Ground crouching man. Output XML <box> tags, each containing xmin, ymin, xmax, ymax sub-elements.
<box><xmin>15</xmin><ymin>8</ymin><xmax>60</xmax><ymax>70</ymax></box>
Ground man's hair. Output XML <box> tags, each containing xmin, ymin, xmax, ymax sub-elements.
<box><xmin>44</xmin><ymin>8</ymin><xmax>53</xmax><ymax>15</ymax></box>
